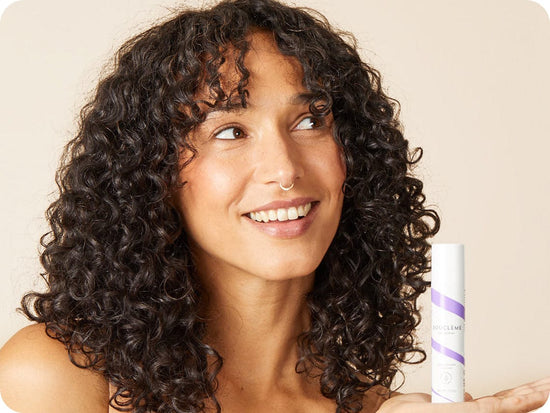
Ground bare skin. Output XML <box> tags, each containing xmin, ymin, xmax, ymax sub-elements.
<box><xmin>194</xmin><ymin>271</ymin><xmax>387</xmax><ymax>413</ymax></box>
<box><xmin>0</xmin><ymin>324</ymin><xmax>109</xmax><ymax>413</ymax></box>
<box><xmin>0</xmin><ymin>323</ymin><xmax>387</xmax><ymax>413</ymax></box>
<box><xmin>0</xmin><ymin>324</ymin><xmax>548</xmax><ymax>412</ymax></box>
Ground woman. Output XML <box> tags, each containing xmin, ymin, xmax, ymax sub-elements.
<box><xmin>0</xmin><ymin>0</ymin><xmax>548</xmax><ymax>412</ymax></box>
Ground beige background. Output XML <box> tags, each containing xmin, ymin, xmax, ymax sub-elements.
<box><xmin>0</xmin><ymin>0</ymin><xmax>548</xmax><ymax>397</ymax></box>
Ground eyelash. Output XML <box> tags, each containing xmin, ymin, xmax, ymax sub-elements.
<box><xmin>213</xmin><ymin>115</ymin><xmax>325</xmax><ymax>140</ymax></box>
<box><xmin>214</xmin><ymin>126</ymin><xmax>245</xmax><ymax>140</ymax></box>
<box><xmin>295</xmin><ymin>115</ymin><xmax>325</xmax><ymax>130</ymax></box>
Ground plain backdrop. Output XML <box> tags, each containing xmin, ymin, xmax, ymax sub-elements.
<box><xmin>0</xmin><ymin>0</ymin><xmax>548</xmax><ymax>397</ymax></box>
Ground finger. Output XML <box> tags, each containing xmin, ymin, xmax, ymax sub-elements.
<box><xmin>465</xmin><ymin>392</ymin><xmax>474</xmax><ymax>401</ymax></box>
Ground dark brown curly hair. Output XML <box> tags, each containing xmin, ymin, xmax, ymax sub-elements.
<box><xmin>20</xmin><ymin>0</ymin><xmax>440</xmax><ymax>412</ymax></box>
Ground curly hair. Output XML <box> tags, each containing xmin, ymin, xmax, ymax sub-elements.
<box><xmin>20</xmin><ymin>0</ymin><xmax>440</xmax><ymax>412</ymax></box>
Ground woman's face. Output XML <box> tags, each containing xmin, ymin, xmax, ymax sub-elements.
<box><xmin>176</xmin><ymin>32</ymin><xmax>346</xmax><ymax>282</ymax></box>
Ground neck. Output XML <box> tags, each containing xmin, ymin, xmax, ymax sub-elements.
<box><xmin>199</xmin><ymin>267</ymin><xmax>315</xmax><ymax>396</ymax></box>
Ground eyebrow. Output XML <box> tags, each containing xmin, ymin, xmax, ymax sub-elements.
<box><xmin>290</xmin><ymin>92</ymin><xmax>316</xmax><ymax>106</ymax></box>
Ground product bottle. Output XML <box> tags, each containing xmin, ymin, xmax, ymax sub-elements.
<box><xmin>431</xmin><ymin>243</ymin><xmax>465</xmax><ymax>403</ymax></box>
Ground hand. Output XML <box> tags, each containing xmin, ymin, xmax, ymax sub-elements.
<box><xmin>377</xmin><ymin>377</ymin><xmax>550</xmax><ymax>413</ymax></box>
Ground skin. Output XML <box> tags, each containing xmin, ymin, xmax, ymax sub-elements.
<box><xmin>0</xmin><ymin>32</ymin><xmax>548</xmax><ymax>413</ymax></box>
<box><xmin>0</xmin><ymin>324</ymin><xmax>109</xmax><ymax>412</ymax></box>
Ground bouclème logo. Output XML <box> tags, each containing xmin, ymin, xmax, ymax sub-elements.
<box><xmin>432</xmin><ymin>324</ymin><xmax>463</xmax><ymax>332</ymax></box>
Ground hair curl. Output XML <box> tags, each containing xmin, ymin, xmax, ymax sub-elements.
<box><xmin>21</xmin><ymin>0</ymin><xmax>440</xmax><ymax>412</ymax></box>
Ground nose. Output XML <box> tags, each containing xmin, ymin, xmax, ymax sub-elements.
<box><xmin>253</xmin><ymin>128</ymin><xmax>304</xmax><ymax>189</ymax></box>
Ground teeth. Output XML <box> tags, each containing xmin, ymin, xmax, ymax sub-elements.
<box><xmin>277</xmin><ymin>208</ymin><xmax>288</xmax><ymax>221</ymax></box>
<box><xmin>248</xmin><ymin>202</ymin><xmax>313</xmax><ymax>223</ymax></box>
<box><xmin>287</xmin><ymin>207</ymin><xmax>298</xmax><ymax>220</ymax></box>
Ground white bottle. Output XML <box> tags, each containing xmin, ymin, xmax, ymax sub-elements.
<box><xmin>431</xmin><ymin>243</ymin><xmax>465</xmax><ymax>403</ymax></box>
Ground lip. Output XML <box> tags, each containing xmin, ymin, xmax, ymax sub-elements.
<box><xmin>243</xmin><ymin>201</ymin><xmax>319</xmax><ymax>239</ymax></box>
<box><xmin>245</xmin><ymin>197</ymin><xmax>316</xmax><ymax>214</ymax></box>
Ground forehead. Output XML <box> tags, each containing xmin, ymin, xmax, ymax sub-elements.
<box><xmin>244</xmin><ymin>31</ymin><xmax>304</xmax><ymax>80</ymax></box>
<box><xmin>195</xmin><ymin>31</ymin><xmax>306</xmax><ymax>107</ymax></box>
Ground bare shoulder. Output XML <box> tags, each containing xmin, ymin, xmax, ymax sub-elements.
<box><xmin>0</xmin><ymin>323</ymin><xmax>109</xmax><ymax>413</ymax></box>
<box><xmin>362</xmin><ymin>385</ymin><xmax>392</xmax><ymax>412</ymax></box>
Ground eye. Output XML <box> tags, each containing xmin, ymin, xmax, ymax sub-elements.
<box><xmin>214</xmin><ymin>127</ymin><xmax>245</xmax><ymax>140</ymax></box>
<box><xmin>294</xmin><ymin>116</ymin><xmax>325</xmax><ymax>130</ymax></box>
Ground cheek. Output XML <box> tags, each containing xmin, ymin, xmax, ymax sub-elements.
<box><xmin>177</xmin><ymin>155</ymin><xmax>244</xmax><ymax>218</ymax></box>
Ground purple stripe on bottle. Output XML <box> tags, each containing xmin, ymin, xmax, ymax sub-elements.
<box><xmin>431</xmin><ymin>338</ymin><xmax>465</xmax><ymax>365</ymax></box>
<box><xmin>431</xmin><ymin>388</ymin><xmax>457</xmax><ymax>403</ymax></box>
<box><xmin>432</xmin><ymin>288</ymin><xmax>465</xmax><ymax>319</ymax></box>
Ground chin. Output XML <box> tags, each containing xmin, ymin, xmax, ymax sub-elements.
<box><xmin>252</xmin><ymin>261</ymin><xmax>318</xmax><ymax>282</ymax></box>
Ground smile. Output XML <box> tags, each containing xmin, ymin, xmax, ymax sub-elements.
<box><xmin>248</xmin><ymin>202</ymin><xmax>313</xmax><ymax>223</ymax></box>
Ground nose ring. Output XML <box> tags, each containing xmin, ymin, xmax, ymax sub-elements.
<box><xmin>279</xmin><ymin>182</ymin><xmax>294</xmax><ymax>191</ymax></box>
